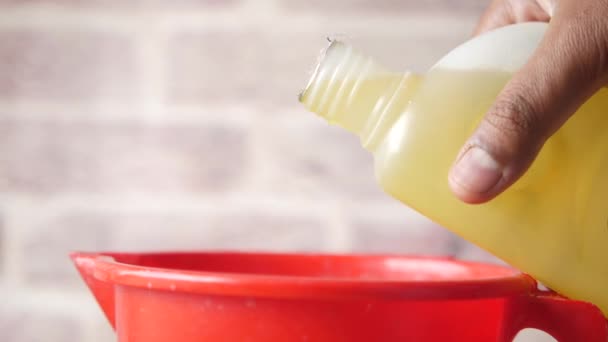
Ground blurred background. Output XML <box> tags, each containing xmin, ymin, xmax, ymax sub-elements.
<box><xmin>0</xmin><ymin>0</ymin><xmax>553</xmax><ymax>341</ymax></box>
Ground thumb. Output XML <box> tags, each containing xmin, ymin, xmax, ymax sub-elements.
<box><xmin>448</xmin><ymin>13</ymin><xmax>608</xmax><ymax>204</ymax></box>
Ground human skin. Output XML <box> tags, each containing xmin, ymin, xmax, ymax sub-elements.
<box><xmin>448</xmin><ymin>0</ymin><xmax>608</xmax><ymax>204</ymax></box>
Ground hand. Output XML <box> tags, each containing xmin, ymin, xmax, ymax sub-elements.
<box><xmin>447</xmin><ymin>0</ymin><xmax>608</xmax><ymax>204</ymax></box>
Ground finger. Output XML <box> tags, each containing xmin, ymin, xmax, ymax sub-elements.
<box><xmin>473</xmin><ymin>0</ymin><xmax>551</xmax><ymax>36</ymax></box>
<box><xmin>535</xmin><ymin>0</ymin><xmax>556</xmax><ymax>16</ymax></box>
<box><xmin>473</xmin><ymin>0</ymin><xmax>516</xmax><ymax>36</ymax></box>
<box><xmin>449</xmin><ymin>11</ymin><xmax>608</xmax><ymax>204</ymax></box>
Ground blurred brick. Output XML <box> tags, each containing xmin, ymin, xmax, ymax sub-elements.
<box><xmin>90</xmin><ymin>317</ymin><xmax>117</xmax><ymax>342</ymax></box>
<box><xmin>280</xmin><ymin>0</ymin><xmax>486</xmax><ymax>14</ymax></box>
<box><xmin>256</xmin><ymin>112</ymin><xmax>384</xmax><ymax>199</ymax></box>
<box><xmin>348</xmin><ymin>206</ymin><xmax>459</xmax><ymax>255</ymax></box>
<box><xmin>23</xmin><ymin>211</ymin><xmax>114</xmax><ymax>285</ymax></box>
<box><xmin>206</xmin><ymin>212</ymin><xmax>326</xmax><ymax>251</ymax></box>
<box><xmin>0</xmin><ymin>308</ymin><xmax>84</xmax><ymax>342</ymax></box>
<box><xmin>22</xmin><ymin>208</ymin><xmax>326</xmax><ymax>285</ymax></box>
<box><xmin>456</xmin><ymin>240</ymin><xmax>507</xmax><ymax>265</ymax></box>
<box><xmin>0</xmin><ymin>30</ymin><xmax>138</xmax><ymax>102</ymax></box>
<box><xmin>167</xmin><ymin>31</ymin><xmax>267</xmax><ymax>105</ymax></box>
<box><xmin>111</xmin><ymin>210</ymin><xmax>326</xmax><ymax>251</ymax></box>
<box><xmin>0</xmin><ymin>120</ymin><xmax>248</xmax><ymax>193</ymax></box>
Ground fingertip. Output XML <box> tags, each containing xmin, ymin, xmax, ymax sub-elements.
<box><xmin>448</xmin><ymin>173</ymin><xmax>502</xmax><ymax>204</ymax></box>
<box><xmin>448</xmin><ymin>146</ymin><xmax>504</xmax><ymax>204</ymax></box>
<box><xmin>448</xmin><ymin>180</ymin><xmax>491</xmax><ymax>204</ymax></box>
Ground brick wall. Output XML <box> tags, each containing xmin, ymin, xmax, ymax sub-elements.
<box><xmin>0</xmin><ymin>1</ymin><xmax>550</xmax><ymax>341</ymax></box>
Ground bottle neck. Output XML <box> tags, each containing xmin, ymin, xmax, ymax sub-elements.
<box><xmin>299</xmin><ymin>41</ymin><xmax>420</xmax><ymax>152</ymax></box>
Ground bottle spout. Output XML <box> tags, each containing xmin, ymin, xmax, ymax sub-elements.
<box><xmin>299</xmin><ymin>40</ymin><xmax>420</xmax><ymax>151</ymax></box>
<box><xmin>299</xmin><ymin>40</ymin><xmax>388</xmax><ymax>132</ymax></box>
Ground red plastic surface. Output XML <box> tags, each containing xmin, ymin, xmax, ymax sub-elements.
<box><xmin>71</xmin><ymin>251</ymin><xmax>608</xmax><ymax>341</ymax></box>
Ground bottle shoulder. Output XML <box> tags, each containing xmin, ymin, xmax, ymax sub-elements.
<box><xmin>432</xmin><ymin>22</ymin><xmax>547</xmax><ymax>73</ymax></box>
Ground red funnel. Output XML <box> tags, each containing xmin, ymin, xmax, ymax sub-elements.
<box><xmin>71</xmin><ymin>251</ymin><xmax>607</xmax><ymax>341</ymax></box>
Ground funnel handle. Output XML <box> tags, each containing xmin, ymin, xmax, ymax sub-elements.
<box><xmin>501</xmin><ymin>290</ymin><xmax>608</xmax><ymax>341</ymax></box>
<box><xmin>71</xmin><ymin>252</ymin><xmax>116</xmax><ymax>329</ymax></box>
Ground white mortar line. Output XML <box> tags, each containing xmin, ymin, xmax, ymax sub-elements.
<box><xmin>0</xmin><ymin>192</ymin><xmax>335</xmax><ymax>216</ymax></box>
<box><xmin>0</xmin><ymin>5</ymin><xmax>477</xmax><ymax>35</ymax></box>
<box><xmin>0</xmin><ymin>101</ymin><xmax>256</xmax><ymax>124</ymax></box>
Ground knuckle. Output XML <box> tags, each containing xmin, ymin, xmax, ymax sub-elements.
<box><xmin>558</xmin><ymin>7</ymin><xmax>608</xmax><ymax>83</ymax></box>
<box><xmin>484</xmin><ymin>87</ymin><xmax>542</xmax><ymax>140</ymax></box>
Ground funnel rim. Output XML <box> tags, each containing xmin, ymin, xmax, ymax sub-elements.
<box><xmin>71</xmin><ymin>251</ymin><xmax>536</xmax><ymax>300</ymax></box>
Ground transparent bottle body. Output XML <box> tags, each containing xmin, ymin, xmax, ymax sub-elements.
<box><xmin>299</xmin><ymin>24</ymin><xmax>608</xmax><ymax>316</ymax></box>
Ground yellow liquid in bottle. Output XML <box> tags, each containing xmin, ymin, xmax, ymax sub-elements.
<box><xmin>301</xmin><ymin>65</ymin><xmax>608</xmax><ymax>315</ymax></box>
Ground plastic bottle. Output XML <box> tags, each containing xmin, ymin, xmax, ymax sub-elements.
<box><xmin>299</xmin><ymin>22</ymin><xmax>608</xmax><ymax>316</ymax></box>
